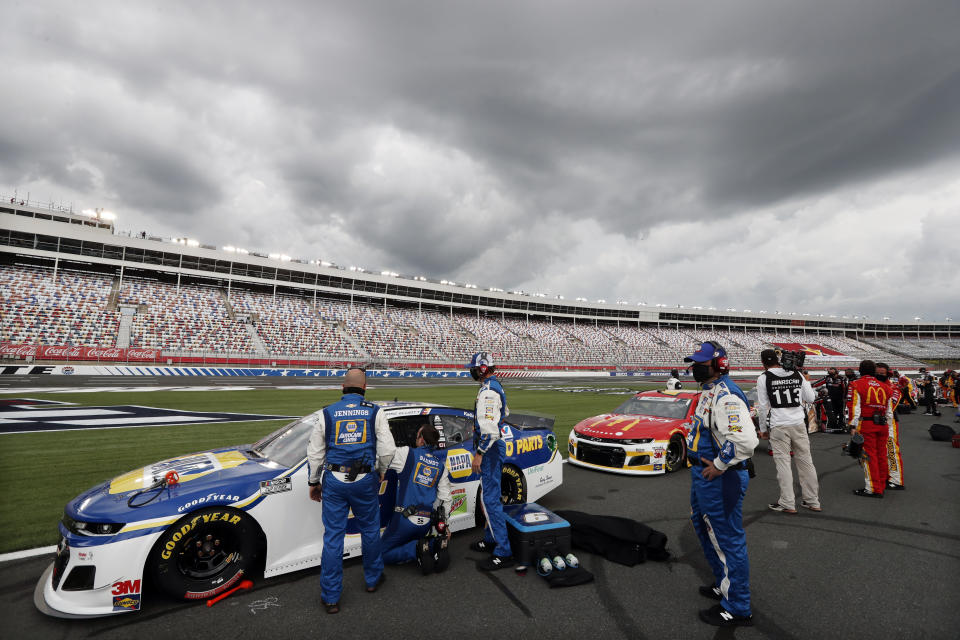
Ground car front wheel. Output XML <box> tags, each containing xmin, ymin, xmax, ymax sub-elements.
<box><xmin>150</xmin><ymin>507</ymin><xmax>260</xmax><ymax>601</ymax></box>
<box><xmin>664</xmin><ymin>434</ymin><xmax>687</xmax><ymax>473</ymax></box>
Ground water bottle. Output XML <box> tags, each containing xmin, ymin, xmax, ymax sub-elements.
<box><xmin>552</xmin><ymin>555</ymin><xmax>566</xmax><ymax>571</ymax></box>
<box><xmin>537</xmin><ymin>556</ymin><xmax>553</xmax><ymax>576</ymax></box>
<box><xmin>564</xmin><ymin>553</ymin><xmax>579</xmax><ymax>568</ymax></box>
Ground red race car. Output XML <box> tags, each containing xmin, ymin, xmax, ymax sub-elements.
<box><xmin>567</xmin><ymin>390</ymin><xmax>698</xmax><ymax>475</ymax></box>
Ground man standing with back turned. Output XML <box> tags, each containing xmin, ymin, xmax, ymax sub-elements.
<box><xmin>684</xmin><ymin>341</ymin><xmax>758</xmax><ymax>628</ymax></box>
<box><xmin>756</xmin><ymin>349</ymin><xmax>821</xmax><ymax>514</ymax></box>
<box><xmin>467</xmin><ymin>352</ymin><xmax>514</xmax><ymax>570</ymax></box>
<box><xmin>307</xmin><ymin>367</ymin><xmax>396</xmax><ymax>614</ymax></box>
<box><xmin>846</xmin><ymin>360</ymin><xmax>893</xmax><ymax>498</ymax></box>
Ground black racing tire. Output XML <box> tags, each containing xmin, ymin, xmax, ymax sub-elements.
<box><xmin>664</xmin><ymin>433</ymin><xmax>687</xmax><ymax>473</ymax></box>
<box><xmin>500</xmin><ymin>464</ymin><xmax>526</xmax><ymax>504</ymax></box>
<box><xmin>474</xmin><ymin>465</ymin><xmax>527</xmax><ymax>530</ymax></box>
<box><xmin>149</xmin><ymin>507</ymin><xmax>260</xmax><ymax>601</ymax></box>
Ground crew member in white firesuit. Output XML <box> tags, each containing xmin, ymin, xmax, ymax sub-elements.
<box><xmin>666</xmin><ymin>369</ymin><xmax>682</xmax><ymax>390</ymax></box>
<box><xmin>756</xmin><ymin>349</ymin><xmax>821</xmax><ymax>514</ymax></box>
<box><xmin>684</xmin><ymin>341</ymin><xmax>759</xmax><ymax>628</ymax></box>
<box><xmin>306</xmin><ymin>367</ymin><xmax>396</xmax><ymax>614</ymax></box>
<box><xmin>467</xmin><ymin>352</ymin><xmax>514</xmax><ymax>570</ymax></box>
<box><xmin>380</xmin><ymin>422</ymin><xmax>452</xmax><ymax>567</ymax></box>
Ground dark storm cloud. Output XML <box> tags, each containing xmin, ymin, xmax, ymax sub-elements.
<box><xmin>2</xmin><ymin>0</ymin><xmax>959</xmax><ymax>320</ymax></box>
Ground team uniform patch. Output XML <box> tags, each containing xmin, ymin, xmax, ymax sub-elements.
<box><xmin>0</xmin><ymin>404</ymin><xmax>293</xmax><ymax>435</ymax></box>
<box><xmin>413</xmin><ymin>461</ymin><xmax>439</xmax><ymax>487</ymax></box>
<box><xmin>334</xmin><ymin>419</ymin><xmax>368</xmax><ymax>445</ymax></box>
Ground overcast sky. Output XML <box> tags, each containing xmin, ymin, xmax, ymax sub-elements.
<box><xmin>2</xmin><ymin>1</ymin><xmax>958</xmax><ymax>322</ymax></box>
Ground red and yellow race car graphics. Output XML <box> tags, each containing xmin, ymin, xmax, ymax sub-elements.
<box><xmin>567</xmin><ymin>390</ymin><xmax>700</xmax><ymax>475</ymax></box>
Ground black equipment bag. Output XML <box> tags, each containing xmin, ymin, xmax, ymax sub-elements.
<box><xmin>929</xmin><ymin>424</ymin><xmax>956</xmax><ymax>442</ymax></box>
<box><xmin>554</xmin><ymin>510</ymin><xmax>669</xmax><ymax>566</ymax></box>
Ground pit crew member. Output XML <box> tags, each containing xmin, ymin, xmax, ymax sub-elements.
<box><xmin>307</xmin><ymin>367</ymin><xmax>396</xmax><ymax>613</ymax></box>
<box><xmin>756</xmin><ymin>350</ymin><xmax>820</xmax><ymax>514</ymax></box>
<box><xmin>684</xmin><ymin>341</ymin><xmax>759</xmax><ymax>628</ymax></box>
<box><xmin>666</xmin><ymin>369</ymin><xmax>682</xmax><ymax>390</ymax></box>
<box><xmin>876</xmin><ymin>363</ymin><xmax>904</xmax><ymax>490</ymax></box>
<box><xmin>812</xmin><ymin>367</ymin><xmax>847</xmax><ymax>432</ymax></box>
<box><xmin>468</xmin><ymin>352</ymin><xmax>514</xmax><ymax>570</ymax></box>
<box><xmin>380</xmin><ymin>423</ymin><xmax>452</xmax><ymax>567</ymax></box>
<box><xmin>846</xmin><ymin>360</ymin><xmax>894</xmax><ymax>498</ymax></box>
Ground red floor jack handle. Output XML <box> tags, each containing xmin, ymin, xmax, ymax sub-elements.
<box><xmin>206</xmin><ymin>579</ymin><xmax>254</xmax><ymax>607</ymax></box>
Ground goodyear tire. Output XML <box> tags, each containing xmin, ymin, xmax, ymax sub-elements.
<box><xmin>150</xmin><ymin>507</ymin><xmax>259</xmax><ymax>601</ymax></box>
<box><xmin>474</xmin><ymin>466</ymin><xmax>527</xmax><ymax>531</ymax></box>
<box><xmin>500</xmin><ymin>464</ymin><xmax>526</xmax><ymax>504</ymax></box>
<box><xmin>664</xmin><ymin>434</ymin><xmax>687</xmax><ymax>473</ymax></box>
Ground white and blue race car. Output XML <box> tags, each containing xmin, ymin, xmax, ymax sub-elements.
<box><xmin>35</xmin><ymin>402</ymin><xmax>562</xmax><ymax>617</ymax></box>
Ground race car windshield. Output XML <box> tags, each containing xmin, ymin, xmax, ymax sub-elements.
<box><xmin>613</xmin><ymin>397</ymin><xmax>691</xmax><ymax>419</ymax></box>
<box><xmin>252</xmin><ymin>417</ymin><xmax>314</xmax><ymax>467</ymax></box>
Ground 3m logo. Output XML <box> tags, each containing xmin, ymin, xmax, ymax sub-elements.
<box><xmin>112</xmin><ymin>579</ymin><xmax>141</xmax><ymax>596</ymax></box>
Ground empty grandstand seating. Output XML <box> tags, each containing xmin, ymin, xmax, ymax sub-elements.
<box><xmin>0</xmin><ymin>264</ymin><xmax>119</xmax><ymax>346</ymax></box>
<box><xmin>230</xmin><ymin>290</ymin><xmax>362</xmax><ymax>359</ymax></box>
<box><xmin>119</xmin><ymin>278</ymin><xmax>253</xmax><ymax>353</ymax></box>
<box><xmin>1</xmin><ymin>263</ymin><xmax>954</xmax><ymax>367</ymax></box>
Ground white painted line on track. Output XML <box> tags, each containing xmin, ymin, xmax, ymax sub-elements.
<box><xmin>0</xmin><ymin>409</ymin><xmax>126</xmax><ymax>419</ymax></box>
<box><xmin>0</xmin><ymin>545</ymin><xmax>56</xmax><ymax>563</ymax></box>
<box><xmin>52</xmin><ymin>416</ymin><xmax>219</xmax><ymax>426</ymax></box>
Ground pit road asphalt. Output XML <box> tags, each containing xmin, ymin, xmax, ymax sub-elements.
<box><xmin>3</xmin><ymin>377</ymin><xmax>959</xmax><ymax>639</ymax></box>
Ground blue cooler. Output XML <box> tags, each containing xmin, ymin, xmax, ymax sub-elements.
<box><xmin>503</xmin><ymin>503</ymin><xmax>571</xmax><ymax>566</ymax></box>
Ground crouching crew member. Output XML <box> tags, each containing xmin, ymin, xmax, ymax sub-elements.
<box><xmin>307</xmin><ymin>367</ymin><xmax>396</xmax><ymax>614</ymax></box>
<box><xmin>380</xmin><ymin>422</ymin><xmax>452</xmax><ymax>567</ymax></box>
<box><xmin>876</xmin><ymin>363</ymin><xmax>905</xmax><ymax>490</ymax></box>
<box><xmin>846</xmin><ymin>360</ymin><xmax>894</xmax><ymax>498</ymax></box>
<box><xmin>684</xmin><ymin>341</ymin><xmax>759</xmax><ymax>628</ymax></box>
<box><xmin>468</xmin><ymin>352</ymin><xmax>514</xmax><ymax>570</ymax></box>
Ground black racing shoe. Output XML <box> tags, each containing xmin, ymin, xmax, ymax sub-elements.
<box><xmin>479</xmin><ymin>555</ymin><xmax>514</xmax><ymax>571</ymax></box>
<box><xmin>699</xmin><ymin>604</ymin><xmax>754</xmax><ymax>627</ymax></box>
<box><xmin>698</xmin><ymin>585</ymin><xmax>723</xmax><ymax>601</ymax></box>
<box><xmin>323</xmin><ymin>601</ymin><xmax>340</xmax><ymax>614</ymax></box>
<box><xmin>469</xmin><ymin>540</ymin><xmax>495</xmax><ymax>553</ymax></box>
<box><xmin>886</xmin><ymin>483</ymin><xmax>905</xmax><ymax>490</ymax></box>
<box><xmin>852</xmin><ymin>488</ymin><xmax>883</xmax><ymax>499</ymax></box>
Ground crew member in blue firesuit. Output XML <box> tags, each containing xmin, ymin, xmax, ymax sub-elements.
<box><xmin>684</xmin><ymin>341</ymin><xmax>759</xmax><ymax>628</ymax></box>
<box><xmin>307</xmin><ymin>367</ymin><xmax>396</xmax><ymax>614</ymax></box>
<box><xmin>467</xmin><ymin>352</ymin><xmax>514</xmax><ymax>570</ymax></box>
<box><xmin>380</xmin><ymin>421</ymin><xmax>452</xmax><ymax>566</ymax></box>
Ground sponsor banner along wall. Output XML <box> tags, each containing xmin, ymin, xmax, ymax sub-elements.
<box><xmin>0</xmin><ymin>343</ymin><xmax>160</xmax><ymax>361</ymax></box>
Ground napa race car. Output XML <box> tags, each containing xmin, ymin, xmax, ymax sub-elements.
<box><xmin>567</xmin><ymin>390</ymin><xmax>699</xmax><ymax>475</ymax></box>
<box><xmin>35</xmin><ymin>402</ymin><xmax>561</xmax><ymax>617</ymax></box>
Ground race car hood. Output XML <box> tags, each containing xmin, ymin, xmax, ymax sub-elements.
<box><xmin>573</xmin><ymin>413</ymin><xmax>686</xmax><ymax>440</ymax></box>
<box><xmin>65</xmin><ymin>446</ymin><xmax>284</xmax><ymax>525</ymax></box>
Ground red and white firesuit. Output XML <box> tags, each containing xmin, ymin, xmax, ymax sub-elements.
<box><xmin>881</xmin><ymin>380</ymin><xmax>904</xmax><ymax>488</ymax></box>
<box><xmin>846</xmin><ymin>376</ymin><xmax>894</xmax><ymax>495</ymax></box>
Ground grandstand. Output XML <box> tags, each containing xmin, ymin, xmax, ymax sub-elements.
<box><xmin>1</xmin><ymin>202</ymin><xmax>958</xmax><ymax>370</ymax></box>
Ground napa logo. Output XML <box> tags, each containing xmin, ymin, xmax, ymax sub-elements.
<box><xmin>335</xmin><ymin>419</ymin><xmax>367</xmax><ymax>445</ymax></box>
<box><xmin>446</xmin><ymin>448</ymin><xmax>473</xmax><ymax>479</ymax></box>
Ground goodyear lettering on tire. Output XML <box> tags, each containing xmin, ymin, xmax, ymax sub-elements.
<box><xmin>160</xmin><ymin>511</ymin><xmax>242</xmax><ymax>560</ymax></box>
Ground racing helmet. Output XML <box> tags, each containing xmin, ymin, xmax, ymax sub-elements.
<box><xmin>468</xmin><ymin>352</ymin><xmax>494</xmax><ymax>381</ymax></box>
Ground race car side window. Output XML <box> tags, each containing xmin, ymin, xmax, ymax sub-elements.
<box><xmin>439</xmin><ymin>414</ymin><xmax>472</xmax><ymax>445</ymax></box>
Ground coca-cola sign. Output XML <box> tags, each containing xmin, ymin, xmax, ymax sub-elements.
<box><xmin>85</xmin><ymin>347</ymin><xmax>125</xmax><ymax>359</ymax></box>
<box><xmin>126</xmin><ymin>348</ymin><xmax>159</xmax><ymax>361</ymax></box>
<box><xmin>0</xmin><ymin>343</ymin><xmax>39</xmax><ymax>357</ymax></box>
<box><xmin>38</xmin><ymin>345</ymin><xmax>86</xmax><ymax>359</ymax></box>
<box><xmin>0</xmin><ymin>343</ymin><xmax>161</xmax><ymax>362</ymax></box>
